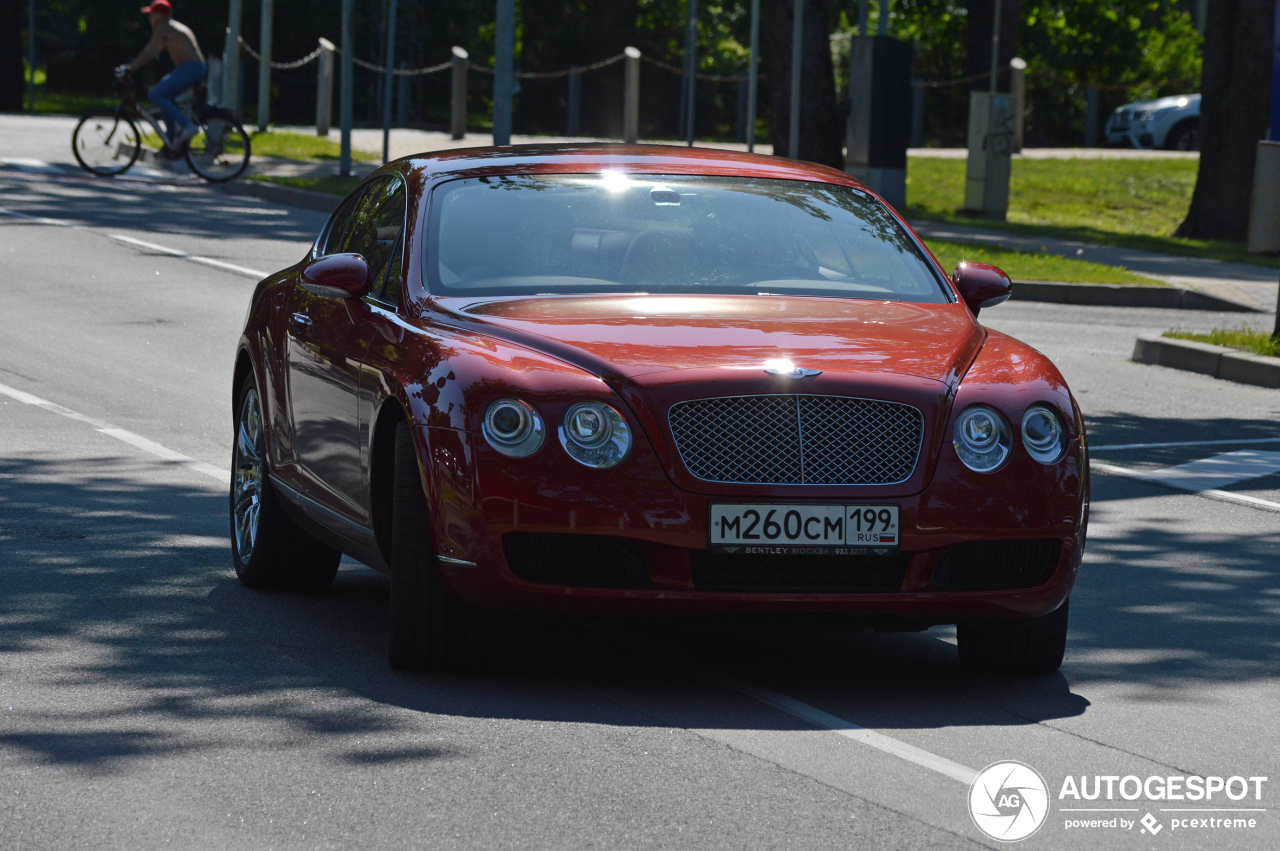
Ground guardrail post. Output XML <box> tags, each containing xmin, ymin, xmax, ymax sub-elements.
<box><xmin>207</xmin><ymin>56</ymin><xmax>224</xmax><ymax>107</ymax></box>
<box><xmin>1010</xmin><ymin>57</ymin><xmax>1026</xmax><ymax>152</ymax></box>
<box><xmin>493</xmin><ymin>0</ymin><xmax>515</xmax><ymax>146</ymax></box>
<box><xmin>397</xmin><ymin>63</ymin><xmax>409</xmax><ymax>126</ymax></box>
<box><xmin>339</xmin><ymin>0</ymin><xmax>354</xmax><ymax>176</ymax></box>
<box><xmin>222</xmin><ymin>0</ymin><xmax>243</xmax><ymax>117</ymax></box>
<box><xmin>257</xmin><ymin>0</ymin><xmax>273</xmax><ymax>131</ymax></box>
<box><xmin>911</xmin><ymin>83</ymin><xmax>924</xmax><ymax>148</ymax></box>
<box><xmin>1085</xmin><ymin>85</ymin><xmax>1098</xmax><ymax>148</ymax></box>
<box><xmin>451</xmin><ymin>46</ymin><xmax>468</xmax><ymax>140</ymax></box>
<box><xmin>624</xmin><ymin>47</ymin><xmax>641</xmax><ymax>144</ymax></box>
<box><xmin>567</xmin><ymin>65</ymin><xmax>581</xmax><ymax>137</ymax></box>
<box><xmin>316</xmin><ymin>38</ymin><xmax>335</xmax><ymax>136</ymax></box>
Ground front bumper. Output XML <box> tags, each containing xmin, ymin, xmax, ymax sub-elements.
<box><xmin>424</xmin><ymin>425</ymin><xmax>1087</xmax><ymax>626</ymax></box>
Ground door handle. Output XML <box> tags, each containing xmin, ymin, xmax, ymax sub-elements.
<box><xmin>289</xmin><ymin>312</ymin><xmax>313</xmax><ymax>329</ymax></box>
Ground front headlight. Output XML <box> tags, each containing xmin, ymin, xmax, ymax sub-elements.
<box><xmin>559</xmin><ymin>401</ymin><xmax>631</xmax><ymax>468</ymax></box>
<box><xmin>1021</xmin><ymin>405</ymin><xmax>1066</xmax><ymax>464</ymax></box>
<box><xmin>482</xmin><ymin>398</ymin><xmax>546</xmax><ymax>457</ymax></box>
<box><xmin>953</xmin><ymin>405</ymin><xmax>1012</xmax><ymax>473</ymax></box>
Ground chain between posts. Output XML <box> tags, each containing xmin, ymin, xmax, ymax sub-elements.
<box><xmin>912</xmin><ymin>62</ymin><xmax>1194</xmax><ymax>92</ymax></box>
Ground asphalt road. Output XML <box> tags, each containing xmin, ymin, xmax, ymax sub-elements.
<box><xmin>1</xmin><ymin>161</ymin><xmax>1278</xmax><ymax>851</ymax></box>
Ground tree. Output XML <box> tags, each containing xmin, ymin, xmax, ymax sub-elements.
<box><xmin>761</xmin><ymin>0</ymin><xmax>842</xmax><ymax>166</ymax></box>
<box><xmin>1</xmin><ymin>0</ymin><xmax>26</xmax><ymax>112</ymax></box>
<box><xmin>1176</xmin><ymin>0</ymin><xmax>1277</xmax><ymax>241</ymax></box>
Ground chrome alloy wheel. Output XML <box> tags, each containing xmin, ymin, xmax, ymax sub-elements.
<box><xmin>232</xmin><ymin>387</ymin><xmax>265</xmax><ymax>562</ymax></box>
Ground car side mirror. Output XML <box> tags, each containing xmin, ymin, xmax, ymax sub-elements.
<box><xmin>301</xmin><ymin>253</ymin><xmax>371</xmax><ymax>300</ymax></box>
<box><xmin>952</xmin><ymin>261</ymin><xmax>1012</xmax><ymax>316</ymax></box>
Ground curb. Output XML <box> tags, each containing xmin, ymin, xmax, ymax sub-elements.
<box><xmin>1013</xmin><ymin>281</ymin><xmax>1262</xmax><ymax>313</ymax></box>
<box><xmin>1132</xmin><ymin>334</ymin><xmax>1280</xmax><ymax>388</ymax></box>
<box><xmin>219</xmin><ymin>179</ymin><xmax>343</xmax><ymax>213</ymax></box>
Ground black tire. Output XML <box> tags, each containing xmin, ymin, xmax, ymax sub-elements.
<box><xmin>956</xmin><ymin>599</ymin><xmax>1069</xmax><ymax>674</ymax></box>
<box><xmin>230</xmin><ymin>373</ymin><xmax>340</xmax><ymax>591</ymax></box>
<box><xmin>1166</xmin><ymin>120</ymin><xmax>1200</xmax><ymax>152</ymax></box>
<box><xmin>71</xmin><ymin>109</ymin><xmax>142</xmax><ymax>177</ymax></box>
<box><xmin>387</xmin><ymin>420</ymin><xmax>486</xmax><ymax>671</ymax></box>
<box><xmin>185</xmin><ymin>116</ymin><xmax>251</xmax><ymax>183</ymax></box>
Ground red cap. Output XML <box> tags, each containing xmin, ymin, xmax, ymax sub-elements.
<box><xmin>141</xmin><ymin>0</ymin><xmax>172</xmax><ymax>14</ymax></box>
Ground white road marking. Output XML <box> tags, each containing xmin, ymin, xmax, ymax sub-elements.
<box><xmin>1144</xmin><ymin>450</ymin><xmax>1280</xmax><ymax>491</ymax></box>
<box><xmin>1090</xmin><ymin>437</ymin><xmax>1280</xmax><ymax>451</ymax></box>
<box><xmin>1091</xmin><ymin>460</ymin><xmax>1280</xmax><ymax>512</ymax></box>
<box><xmin>712</xmin><ymin>675</ymin><xmax>980</xmax><ymax>785</ymax></box>
<box><xmin>109</xmin><ymin>234</ymin><xmax>267</xmax><ymax>279</ymax></box>
<box><xmin>0</xmin><ymin>381</ymin><xmax>229</xmax><ymax>485</ymax></box>
<box><xmin>0</xmin><ymin>205</ymin><xmax>77</xmax><ymax>227</ymax></box>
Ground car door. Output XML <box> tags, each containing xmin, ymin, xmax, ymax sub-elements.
<box><xmin>285</xmin><ymin>174</ymin><xmax>407</xmax><ymax>528</ymax></box>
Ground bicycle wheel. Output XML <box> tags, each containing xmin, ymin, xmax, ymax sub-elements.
<box><xmin>185</xmin><ymin>115</ymin><xmax>251</xmax><ymax>183</ymax></box>
<box><xmin>71</xmin><ymin>109</ymin><xmax>142</xmax><ymax>177</ymax></box>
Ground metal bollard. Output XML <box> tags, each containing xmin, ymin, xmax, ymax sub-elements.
<box><xmin>1010</xmin><ymin>57</ymin><xmax>1025</xmax><ymax>152</ymax></box>
<box><xmin>257</xmin><ymin>0</ymin><xmax>273</xmax><ymax>131</ymax></box>
<box><xmin>451</xmin><ymin>46</ymin><xmax>468</xmax><ymax>140</ymax></box>
<box><xmin>624</xmin><ymin>47</ymin><xmax>641</xmax><ymax>145</ymax></box>
<box><xmin>910</xmin><ymin>84</ymin><xmax>924</xmax><ymax>148</ymax></box>
<box><xmin>316</xmin><ymin>38</ymin><xmax>335</xmax><ymax>136</ymax></box>
<box><xmin>1085</xmin><ymin>86</ymin><xmax>1099</xmax><ymax>148</ymax></box>
<box><xmin>567</xmin><ymin>66</ymin><xmax>581</xmax><ymax>138</ymax></box>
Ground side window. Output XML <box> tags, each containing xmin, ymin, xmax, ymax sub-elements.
<box><xmin>318</xmin><ymin>187</ymin><xmax>370</xmax><ymax>257</ymax></box>
<box><xmin>329</xmin><ymin>176</ymin><xmax>406</xmax><ymax>305</ymax></box>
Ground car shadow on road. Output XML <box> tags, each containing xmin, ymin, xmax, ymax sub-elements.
<box><xmin>4</xmin><ymin>447</ymin><xmax>1277</xmax><ymax>773</ymax></box>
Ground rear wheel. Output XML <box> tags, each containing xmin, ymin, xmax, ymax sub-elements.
<box><xmin>1166</xmin><ymin>120</ymin><xmax>1200</xmax><ymax>152</ymax></box>
<box><xmin>71</xmin><ymin>109</ymin><xmax>142</xmax><ymax>177</ymax></box>
<box><xmin>387</xmin><ymin>420</ymin><xmax>486</xmax><ymax>671</ymax></box>
<box><xmin>230</xmin><ymin>373</ymin><xmax>340</xmax><ymax>591</ymax></box>
<box><xmin>185</xmin><ymin>114</ymin><xmax>251</xmax><ymax>182</ymax></box>
<box><xmin>956</xmin><ymin>599</ymin><xmax>1069</xmax><ymax>674</ymax></box>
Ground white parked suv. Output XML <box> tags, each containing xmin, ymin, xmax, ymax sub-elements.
<box><xmin>1105</xmin><ymin>94</ymin><xmax>1200</xmax><ymax>150</ymax></box>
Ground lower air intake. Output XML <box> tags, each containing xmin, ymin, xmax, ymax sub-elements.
<box><xmin>689</xmin><ymin>551</ymin><xmax>908</xmax><ymax>593</ymax></box>
<box><xmin>931</xmin><ymin>539</ymin><xmax>1059</xmax><ymax>589</ymax></box>
<box><xmin>503</xmin><ymin>534</ymin><xmax>650</xmax><ymax>589</ymax></box>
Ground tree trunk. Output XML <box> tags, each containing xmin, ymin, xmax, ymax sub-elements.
<box><xmin>1176</xmin><ymin>0</ymin><xmax>1277</xmax><ymax>241</ymax></box>
<box><xmin>761</xmin><ymin>0</ymin><xmax>842</xmax><ymax>167</ymax></box>
<box><xmin>0</xmin><ymin>0</ymin><xmax>25</xmax><ymax>112</ymax></box>
<box><xmin>966</xmin><ymin>0</ymin><xmax>1022</xmax><ymax>93</ymax></box>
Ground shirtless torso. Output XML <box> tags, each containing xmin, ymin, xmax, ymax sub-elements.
<box><xmin>127</xmin><ymin>18</ymin><xmax>204</xmax><ymax>75</ymax></box>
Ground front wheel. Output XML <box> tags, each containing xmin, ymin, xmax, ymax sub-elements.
<box><xmin>186</xmin><ymin>114</ymin><xmax>251</xmax><ymax>182</ymax></box>
<box><xmin>71</xmin><ymin>109</ymin><xmax>142</xmax><ymax>177</ymax></box>
<box><xmin>1166</xmin><ymin>121</ymin><xmax>1200</xmax><ymax>152</ymax></box>
<box><xmin>231</xmin><ymin>373</ymin><xmax>340</xmax><ymax>591</ymax></box>
<box><xmin>956</xmin><ymin>599</ymin><xmax>1069</xmax><ymax>674</ymax></box>
<box><xmin>387</xmin><ymin>420</ymin><xmax>486</xmax><ymax>671</ymax></box>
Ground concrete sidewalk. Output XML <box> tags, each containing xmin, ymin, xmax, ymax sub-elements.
<box><xmin>910</xmin><ymin>220</ymin><xmax>1279</xmax><ymax>312</ymax></box>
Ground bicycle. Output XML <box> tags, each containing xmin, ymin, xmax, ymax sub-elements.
<box><xmin>71</xmin><ymin>72</ymin><xmax>252</xmax><ymax>183</ymax></box>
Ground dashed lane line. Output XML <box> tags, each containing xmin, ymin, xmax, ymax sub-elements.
<box><xmin>1090</xmin><ymin>437</ymin><xmax>1280</xmax><ymax>451</ymax></box>
<box><xmin>0</xmin><ymin>206</ymin><xmax>268</xmax><ymax>280</ymax></box>
<box><xmin>1090</xmin><ymin>460</ymin><xmax>1280</xmax><ymax>512</ymax></box>
<box><xmin>710</xmin><ymin>675</ymin><xmax>980</xmax><ymax>785</ymax></box>
<box><xmin>0</xmin><ymin>380</ymin><xmax>229</xmax><ymax>485</ymax></box>
<box><xmin>108</xmin><ymin>234</ymin><xmax>268</xmax><ymax>279</ymax></box>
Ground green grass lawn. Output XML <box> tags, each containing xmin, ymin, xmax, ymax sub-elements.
<box><xmin>1165</xmin><ymin>327</ymin><xmax>1280</xmax><ymax>357</ymax></box>
<box><xmin>925</xmin><ymin>238</ymin><xmax>1160</xmax><ymax>285</ymax></box>
<box><xmin>906</xmin><ymin>156</ymin><xmax>1276</xmax><ymax>268</ymax></box>
<box><xmin>251</xmin><ymin>174</ymin><xmax>364</xmax><ymax>196</ymax></box>
<box><xmin>250</xmin><ymin>130</ymin><xmax>379</xmax><ymax>163</ymax></box>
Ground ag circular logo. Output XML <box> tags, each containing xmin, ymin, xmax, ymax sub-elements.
<box><xmin>969</xmin><ymin>761</ymin><xmax>1050</xmax><ymax>842</ymax></box>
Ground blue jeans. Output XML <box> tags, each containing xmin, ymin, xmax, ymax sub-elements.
<box><xmin>149</xmin><ymin>61</ymin><xmax>207</xmax><ymax>142</ymax></box>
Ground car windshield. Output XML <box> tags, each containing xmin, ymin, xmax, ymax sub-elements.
<box><xmin>424</xmin><ymin>173</ymin><xmax>950</xmax><ymax>303</ymax></box>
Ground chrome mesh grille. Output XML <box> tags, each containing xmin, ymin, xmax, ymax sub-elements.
<box><xmin>668</xmin><ymin>395</ymin><xmax>923</xmax><ymax>485</ymax></box>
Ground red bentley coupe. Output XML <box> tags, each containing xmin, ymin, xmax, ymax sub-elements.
<box><xmin>230</xmin><ymin>145</ymin><xmax>1087</xmax><ymax>673</ymax></box>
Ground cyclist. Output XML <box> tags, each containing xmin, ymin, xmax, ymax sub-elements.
<box><xmin>119</xmin><ymin>1</ymin><xmax>206</xmax><ymax>151</ymax></box>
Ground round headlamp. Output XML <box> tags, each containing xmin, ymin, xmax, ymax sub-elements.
<box><xmin>1021</xmin><ymin>405</ymin><xmax>1066</xmax><ymax>464</ymax></box>
<box><xmin>953</xmin><ymin>405</ymin><xmax>1012</xmax><ymax>473</ymax></box>
<box><xmin>559</xmin><ymin>402</ymin><xmax>631</xmax><ymax>468</ymax></box>
<box><xmin>482</xmin><ymin>399</ymin><xmax>545</xmax><ymax>457</ymax></box>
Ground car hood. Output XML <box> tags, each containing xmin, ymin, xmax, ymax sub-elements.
<box><xmin>433</xmin><ymin>294</ymin><xmax>983</xmax><ymax>386</ymax></box>
<box><xmin>1116</xmin><ymin>94</ymin><xmax>1199</xmax><ymax>113</ymax></box>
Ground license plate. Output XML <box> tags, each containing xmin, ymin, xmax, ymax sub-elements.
<box><xmin>709</xmin><ymin>504</ymin><xmax>900</xmax><ymax>554</ymax></box>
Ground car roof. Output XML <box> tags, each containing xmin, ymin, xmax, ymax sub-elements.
<box><xmin>399</xmin><ymin>143</ymin><xmax>864</xmax><ymax>189</ymax></box>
